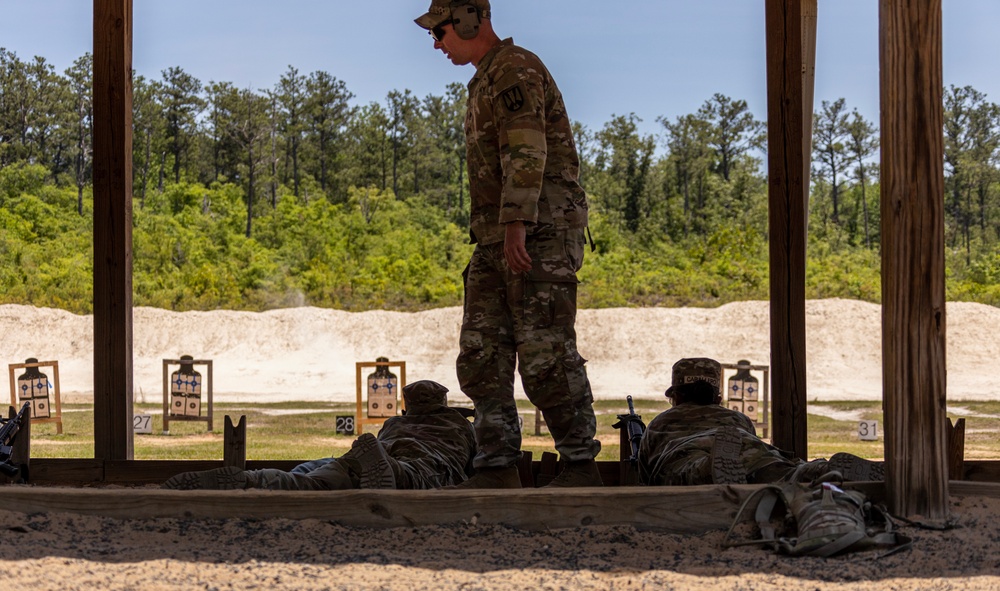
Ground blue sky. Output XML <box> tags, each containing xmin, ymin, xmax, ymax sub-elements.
<box><xmin>1</xmin><ymin>0</ymin><xmax>999</xmax><ymax>141</ymax></box>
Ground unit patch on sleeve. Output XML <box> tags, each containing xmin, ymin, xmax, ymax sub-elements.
<box><xmin>499</xmin><ymin>82</ymin><xmax>527</xmax><ymax>114</ymax></box>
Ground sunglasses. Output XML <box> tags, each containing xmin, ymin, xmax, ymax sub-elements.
<box><xmin>430</xmin><ymin>20</ymin><xmax>454</xmax><ymax>42</ymax></box>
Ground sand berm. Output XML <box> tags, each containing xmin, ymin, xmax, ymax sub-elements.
<box><xmin>1</xmin><ymin>299</ymin><xmax>997</xmax><ymax>403</ymax></box>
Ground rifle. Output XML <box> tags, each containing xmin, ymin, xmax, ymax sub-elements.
<box><xmin>612</xmin><ymin>395</ymin><xmax>646</xmax><ymax>464</ymax></box>
<box><xmin>0</xmin><ymin>402</ymin><xmax>31</xmax><ymax>479</ymax></box>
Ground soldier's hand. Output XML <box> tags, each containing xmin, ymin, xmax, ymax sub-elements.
<box><xmin>503</xmin><ymin>221</ymin><xmax>533</xmax><ymax>274</ymax></box>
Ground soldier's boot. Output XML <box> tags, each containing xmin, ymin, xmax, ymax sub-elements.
<box><xmin>162</xmin><ymin>465</ymin><xmax>257</xmax><ymax>490</ymax></box>
<box><xmin>711</xmin><ymin>427</ymin><xmax>748</xmax><ymax>484</ymax></box>
<box><xmin>544</xmin><ymin>459</ymin><xmax>604</xmax><ymax>488</ymax></box>
<box><xmin>826</xmin><ymin>452</ymin><xmax>885</xmax><ymax>482</ymax></box>
<box><xmin>444</xmin><ymin>466</ymin><xmax>522</xmax><ymax>489</ymax></box>
<box><xmin>341</xmin><ymin>433</ymin><xmax>396</xmax><ymax>489</ymax></box>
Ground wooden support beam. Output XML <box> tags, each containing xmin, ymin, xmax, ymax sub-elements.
<box><xmin>92</xmin><ymin>0</ymin><xmax>134</xmax><ymax>461</ymax></box>
<box><xmin>879</xmin><ymin>0</ymin><xmax>949</xmax><ymax>521</ymax></box>
<box><xmin>223</xmin><ymin>415</ymin><xmax>247</xmax><ymax>469</ymax></box>
<box><xmin>0</xmin><ymin>485</ymin><xmax>764</xmax><ymax>533</ymax></box>
<box><xmin>765</xmin><ymin>0</ymin><xmax>817</xmax><ymax>460</ymax></box>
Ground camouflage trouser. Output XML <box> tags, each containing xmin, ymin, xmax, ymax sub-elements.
<box><xmin>244</xmin><ymin>454</ymin><xmax>459</xmax><ymax>490</ymax></box>
<box><xmin>645</xmin><ymin>426</ymin><xmax>803</xmax><ymax>485</ymax></box>
<box><xmin>248</xmin><ymin>458</ymin><xmax>358</xmax><ymax>490</ymax></box>
<box><xmin>457</xmin><ymin>227</ymin><xmax>601</xmax><ymax>469</ymax></box>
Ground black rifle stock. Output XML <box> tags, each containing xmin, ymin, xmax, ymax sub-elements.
<box><xmin>613</xmin><ymin>395</ymin><xmax>646</xmax><ymax>464</ymax></box>
<box><xmin>0</xmin><ymin>402</ymin><xmax>30</xmax><ymax>478</ymax></box>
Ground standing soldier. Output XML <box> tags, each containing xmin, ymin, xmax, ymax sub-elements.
<box><xmin>415</xmin><ymin>0</ymin><xmax>602</xmax><ymax>488</ymax></box>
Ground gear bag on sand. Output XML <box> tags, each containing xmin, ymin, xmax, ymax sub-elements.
<box><xmin>722</xmin><ymin>474</ymin><xmax>911</xmax><ymax>558</ymax></box>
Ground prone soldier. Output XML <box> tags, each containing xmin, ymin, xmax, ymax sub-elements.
<box><xmin>163</xmin><ymin>380</ymin><xmax>476</xmax><ymax>490</ymax></box>
<box><xmin>637</xmin><ymin>358</ymin><xmax>884</xmax><ymax>486</ymax></box>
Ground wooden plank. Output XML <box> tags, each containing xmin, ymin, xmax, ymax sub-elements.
<box><xmin>0</xmin><ymin>485</ymin><xmax>762</xmax><ymax>533</ymax></box>
<box><xmin>948</xmin><ymin>418</ymin><xmax>966</xmax><ymax>480</ymax></box>
<box><xmin>517</xmin><ymin>450</ymin><xmax>535</xmax><ymax>487</ymax></box>
<box><xmin>536</xmin><ymin>451</ymin><xmax>560</xmax><ymax>487</ymax></box>
<box><xmin>950</xmin><ymin>481</ymin><xmax>1000</xmax><ymax>500</ymax></box>
<box><xmin>223</xmin><ymin>415</ymin><xmax>247</xmax><ymax>469</ymax></box>
<box><xmin>765</xmin><ymin>0</ymin><xmax>816</xmax><ymax>460</ymax></box>
<box><xmin>879</xmin><ymin>0</ymin><xmax>949</xmax><ymax>521</ymax></box>
<box><xmin>92</xmin><ymin>0</ymin><xmax>134</xmax><ymax>461</ymax></box>
<box><xmin>962</xmin><ymin>460</ymin><xmax>1000</xmax><ymax>483</ymax></box>
<box><xmin>27</xmin><ymin>459</ymin><xmax>104</xmax><ymax>485</ymax></box>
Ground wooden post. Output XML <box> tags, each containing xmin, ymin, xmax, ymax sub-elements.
<box><xmin>516</xmin><ymin>450</ymin><xmax>534</xmax><ymax>488</ymax></box>
<box><xmin>879</xmin><ymin>0</ymin><xmax>949</xmax><ymax>520</ymax></box>
<box><xmin>93</xmin><ymin>0</ymin><xmax>134</xmax><ymax>461</ymax></box>
<box><xmin>94</xmin><ymin>0</ymin><xmax>133</xmax><ymax>460</ymax></box>
<box><xmin>223</xmin><ymin>415</ymin><xmax>247</xmax><ymax>470</ymax></box>
<box><xmin>765</xmin><ymin>0</ymin><xmax>817</xmax><ymax>459</ymax></box>
<box><xmin>947</xmin><ymin>418</ymin><xmax>966</xmax><ymax>481</ymax></box>
<box><xmin>537</xmin><ymin>451</ymin><xmax>559</xmax><ymax>488</ymax></box>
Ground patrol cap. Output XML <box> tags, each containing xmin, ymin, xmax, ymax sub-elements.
<box><xmin>415</xmin><ymin>0</ymin><xmax>491</xmax><ymax>30</ymax></box>
<box><xmin>665</xmin><ymin>358</ymin><xmax>722</xmax><ymax>399</ymax></box>
<box><xmin>402</xmin><ymin>380</ymin><xmax>449</xmax><ymax>409</ymax></box>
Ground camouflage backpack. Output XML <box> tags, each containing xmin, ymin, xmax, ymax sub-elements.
<box><xmin>723</xmin><ymin>474</ymin><xmax>911</xmax><ymax>558</ymax></box>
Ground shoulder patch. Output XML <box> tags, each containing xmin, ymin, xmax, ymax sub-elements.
<box><xmin>499</xmin><ymin>82</ymin><xmax>527</xmax><ymax>114</ymax></box>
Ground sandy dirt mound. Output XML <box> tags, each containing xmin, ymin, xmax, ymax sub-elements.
<box><xmin>0</xmin><ymin>494</ymin><xmax>998</xmax><ymax>590</ymax></box>
<box><xmin>1</xmin><ymin>299</ymin><xmax>997</xmax><ymax>403</ymax></box>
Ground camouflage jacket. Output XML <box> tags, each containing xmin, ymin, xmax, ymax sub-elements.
<box><xmin>465</xmin><ymin>38</ymin><xmax>588</xmax><ymax>245</ymax></box>
<box><xmin>378</xmin><ymin>404</ymin><xmax>477</xmax><ymax>487</ymax></box>
<box><xmin>637</xmin><ymin>403</ymin><xmax>764</xmax><ymax>486</ymax></box>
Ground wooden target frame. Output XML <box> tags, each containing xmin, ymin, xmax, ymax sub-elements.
<box><xmin>8</xmin><ymin>359</ymin><xmax>63</xmax><ymax>435</ymax></box>
<box><xmin>162</xmin><ymin>358</ymin><xmax>214</xmax><ymax>433</ymax></box>
<box><xmin>355</xmin><ymin>360</ymin><xmax>406</xmax><ymax>435</ymax></box>
<box><xmin>721</xmin><ymin>362</ymin><xmax>770</xmax><ymax>440</ymax></box>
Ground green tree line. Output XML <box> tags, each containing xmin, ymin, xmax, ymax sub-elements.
<box><xmin>1</xmin><ymin>48</ymin><xmax>999</xmax><ymax>314</ymax></box>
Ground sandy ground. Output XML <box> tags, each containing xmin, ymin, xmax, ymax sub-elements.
<box><xmin>1</xmin><ymin>494</ymin><xmax>999</xmax><ymax>590</ymax></box>
<box><xmin>2</xmin><ymin>299</ymin><xmax>999</xmax><ymax>404</ymax></box>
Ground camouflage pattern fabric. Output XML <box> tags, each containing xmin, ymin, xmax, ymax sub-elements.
<box><xmin>458</xmin><ymin>228</ymin><xmax>600</xmax><ymax>469</ymax></box>
<box><xmin>246</xmin><ymin>400</ymin><xmax>477</xmax><ymax>491</ymax></box>
<box><xmin>464</xmin><ymin>39</ymin><xmax>588</xmax><ymax>246</ymax></box>
<box><xmin>637</xmin><ymin>403</ymin><xmax>801</xmax><ymax>486</ymax></box>
<box><xmin>667</xmin><ymin>357</ymin><xmax>723</xmax><ymax>396</ymax></box>
<box><xmin>415</xmin><ymin>0</ymin><xmax>491</xmax><ymax>30</ymax></box>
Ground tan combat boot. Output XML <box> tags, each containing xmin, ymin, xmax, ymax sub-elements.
<box><xmin>544</xmin><ymin>459</ymin><xmax>603</xmax><ymax>487</ymax></box>
<box><xmin>826</xmin><ymin>452</ymin><xmax>885</xmax><ymax>482</ymax></box>
<box><xmin>341</xmin><ymin>433</ymin><xmax>396</xmax><ymax>489</ymax></box>
<box><xmin>445</xmin><ymin>466</ymin><xmax>522</xmax><ymax>489</ymax></box>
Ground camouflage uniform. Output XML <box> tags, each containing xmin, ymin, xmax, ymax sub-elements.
<box><xmin>637</xmin><ymin>403</ymin><xmax>801</xmax><ymax>486</ymax></box>
<box><xmin>458</xmin><ymin>38</ymin><xmax>600</xmax><ymax>469</ymax></box>
<box><xmin>637</xmin><ymin>358</ymin><xmax>882</xmax><ymax>485</ymax></box>
<box><xmin>166</xmin><ymin>381</ymin><xmax>477</xmax><ymax>491</ymax></box>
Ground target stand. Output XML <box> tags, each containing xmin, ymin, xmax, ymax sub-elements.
<box><xmin>8</xmin><ymin>358</ymin><xmax>63</xmax><ymax>435</ymax></box>
<box><xmin>162</xmin><ymin>357</ymin><xmax>214</xmax><ymax>434</ymax></box>
<box><xmin>355</xmin><ymin>359</ymin><xmax>406</xmax><ymax>435</ymax></box>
